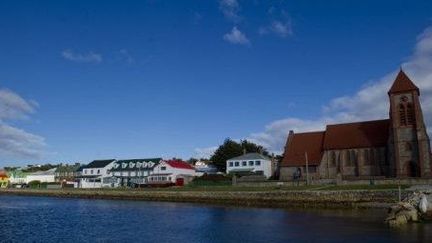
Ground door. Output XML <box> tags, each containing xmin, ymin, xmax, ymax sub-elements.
<box><xmin>175</xmin><ymin>178</ymin><xmax>184</xmax><ymax>186</ymax></box>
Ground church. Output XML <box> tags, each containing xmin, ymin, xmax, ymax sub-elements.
<box><xmin>280</xmin><ymin>70</ymin><xmax>432</xmax><ymax>180</ymax></box>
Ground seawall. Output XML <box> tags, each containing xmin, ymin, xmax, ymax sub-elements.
<box><xmin>0</xmin><ymin>189</ymin><xmax>410</xmax><ymax>209</ymax></box>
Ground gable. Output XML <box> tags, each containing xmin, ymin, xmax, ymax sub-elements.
<box><xmin>281</xmin><ymin>131</ymin><xmax>325</xmax><ymax>167</ymax></box>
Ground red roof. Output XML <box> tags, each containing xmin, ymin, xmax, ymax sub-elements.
<box><xmin>0</xmin><ymin>170</ymin><xmax>8</xmax><ymax>179</ymax></box>
<box><xmin>388</xmin><ymin>70</ymin><xmax>419</xmax><ymax>94</ymax></box>
<box><xmin>166</xmin><ymin>160</ymin><xmax>195</xmax><ymax>170</ymax></box>
<box><xmin>282</xmin><ymin>119</ymin><xmax>390</xmax><ymax>167</ymax></box>
<box><xmin>323</xmin><ymin>119</ymin><xmax>390</xmax><ymax>150</ymax></box>
<box><xmin>281</xmin><ymin>131</ymin><xmax>325</xmax><ymax>167</ymax></box>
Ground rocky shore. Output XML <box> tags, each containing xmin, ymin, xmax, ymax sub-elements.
<box><xmin>0</xmin><ymin>188</ymin><xmax>408</xmax><ymax>209</ymax></box>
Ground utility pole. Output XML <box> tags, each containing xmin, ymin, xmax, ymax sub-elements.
<box><xmin>305</xmin><ymin>152</ymin><xmax>310</xmax><ymax>186</ymax></box>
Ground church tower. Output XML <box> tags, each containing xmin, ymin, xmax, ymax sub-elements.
<box><xmin>388</xmin><ymin>70</ymin><xmax>431</xmax><ymax>177</ymax></box>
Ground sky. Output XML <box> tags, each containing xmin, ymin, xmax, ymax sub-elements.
<box><xmin>1</xmin><ymin>0</ymin><xmax>432</xmax><ymax>167</ymax></box>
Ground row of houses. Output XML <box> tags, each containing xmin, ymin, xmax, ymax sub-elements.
<box><xmin>3</xmin><ymin>159</ymin><xmax>204</xmax><ymax>189</ymax></box>
<box><xmin>1</xmin><ymin>152</ymin><xmax>276</xmax><ymax>189</ymax></box>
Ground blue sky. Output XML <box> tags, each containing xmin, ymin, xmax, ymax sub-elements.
<box><xmin>1</xmin><ymin>0</ymin><xmax>432</xmax><ymax>166</ymax></box>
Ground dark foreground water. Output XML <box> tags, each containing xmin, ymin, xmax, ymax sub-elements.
<box><xmin>0</xmin><ymin>195</ymin><xmax>431</xmax><ymax>242</ymax></box>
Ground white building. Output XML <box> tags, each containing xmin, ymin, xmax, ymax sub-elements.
<box><xmin>77</xmin><ymin>159</ymin><xmax>116</xmax><ymax>188</ymax></box>
<box><xmin>26</xmin><ymin>168</ymin><xmax>56</xmax><ymax>183</ymax></box>
<box><xmin>226</xmin><ymin>153</ymin><xmax>273</xmax><ymax>178</ymax></box>
<box><xmin>110</xmin><ymin>158</ymin><xmax>162</xmax><ymax>187</ymax></box>
<box><xmin>148</xmin><ymin>160</ymin><xmax>196</xmax><ymax>186</ymax></box>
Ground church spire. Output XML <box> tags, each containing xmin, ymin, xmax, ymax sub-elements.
<box><xmin>388</xmin><ymin>69</ymin><xmax>419</xmax><ymax>95</ymax></box>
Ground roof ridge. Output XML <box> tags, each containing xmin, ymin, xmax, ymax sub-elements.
<box><xmin>326</xmin><ymin>119</ymin><xmax>389</xmax><ymax>127</ymax></box>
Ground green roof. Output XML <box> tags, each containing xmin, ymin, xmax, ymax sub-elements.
<box><xmin>227</xmin><ymin>153</ymin><xmax>271</xmax><ymax>161</ymax></box>
<box><xmin>110</xmin><ymin>158</ymin><xmax>162</xmax><ymax>172</ymax></box>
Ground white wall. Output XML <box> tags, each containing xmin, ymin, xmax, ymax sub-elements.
<box><xmin>26</xmin><ymin>174</ymin><xmax>55</xmax><ymax>183</ymax></box>
<box><xmin>152</xmin><ymin>162</ymin><xmax>196</xmax><ymax>183</ymax></box>
<box><xmin>226</xmin><ymin>159</ymin><xmax>272</xmax><ymax>178</ymax></box>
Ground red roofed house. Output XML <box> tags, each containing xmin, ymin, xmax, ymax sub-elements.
<box><xmin>280</xmin><ymin>70</ymin><xmax>432</xmax><ymax>180</ymax></box>
<box><xmin>148</xmin><ymin>160</ymin><xmax>196</xmax><ymax>186</ymax></box>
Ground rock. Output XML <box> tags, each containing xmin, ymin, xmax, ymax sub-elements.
<box><xmin>419</xmin><ymin>195</ymin><xmax>428</xmax><ymax>214</ymax></box>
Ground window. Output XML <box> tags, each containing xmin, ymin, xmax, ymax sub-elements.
<box><xmin>84</xmin><ymin>170</ymin><xmax>87</xmax><ymax>174</ymax></box>
<box><xmin>249</xmin><ymin>161</ymin><xmax>254</xmax><ymax>166</ymax></box>
<box><xmin>242</xmin><ymin>161</ymin><xmax>247</xmax><ymax>166</ymax></box>
<box><xmin>234</xmin><ymin>162</ymin><xmax>239</xmax><ymax>167</ymax></box>
<box><xmin>399</xmin><ymin>96</ymin><xmax>415</xmax><ymax>126</ymax></box>
<box><xmin>229</xmin><ymin>162</ymin><xmax>233</xmax><ymax>167</ymax></box>
<box><xmin>255</xmin><ymin>160</ymin><xmax>261</xmax><ymax>166</ymax></box>
<box><xmin>161</xmin><ymin>166</ymin><xmax>166</xmax><ymax>171</ymax></box>
<box><xmin>97</xmin><ymin>169</ymin><xmax>100</xmax><ymax>174</ymax></box>
<box><xmin>405</xmin><ymin>142</ymin><xmax>413</xmax><ymax>151</ymax></box>
<box><xmin>90</xmin><ymin>170</ymin><xmax>94</xmax><ymax>174</ymax></box>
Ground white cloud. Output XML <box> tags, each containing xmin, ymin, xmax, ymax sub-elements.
<box><xmin>0</xmin><ymin>89</ymin><xmax>37</xmax><ymax>120</ymax></box>
<box><xmin>259</xmin><ymin>20</ymin><xmax>293</xmax><ymax>38</ymax></box>
<box><xmin>223</xmin><ymin>26</ymin><xmax>250</xmax><ymax>45</ymax></box>
<box><xmin>0</xmin><ymin>123</ymin><xmax>46</xmax><ymax>159</ymax></box>
<box><xmin>247</xmin><ymin>25</ymin><xmax>432</xmax><ymax>154</ymax></box>
<box><xmin>219</xmin><ymin>0</ymin><xmax>240</xmax><ymax>22</ymax></box>
<box><xmin>119</xmin><ymin>49</ymin><xmax>135</xmax><ymax>64</ymax></box>
<box><xmin>0</xmin><ymin>88</ymin><xmax>46</xmax><ymax>159</ymax></box>
<box><xmin>194</xmin><ymin>146</ymin><xmax>218</xmax><ymax>159</ymax></box>
<box><xmin>62</xmin><ymin>49</ymin><xmax>103</xmax><ymax>63</ymax></box>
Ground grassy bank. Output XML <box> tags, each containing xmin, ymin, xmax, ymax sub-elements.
<box><xmin>0</xmin><ymin>185</ymin><xmax>410</xmax><ymax>209</ymax></box>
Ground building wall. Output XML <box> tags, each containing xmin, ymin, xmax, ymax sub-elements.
<box><xmin>226</xmin><ymin>159</ymin><xmax>272</xmax><ymax>178</ymax></box>
<box><xmin>152</xmin><ymin>162</ymin><xmax>196</xmax><ymax>183</ymax></box>
<box><xmin>26</xmin><ymin>174</ymin><xmax>56</xmax><ymax>183</ymax></box>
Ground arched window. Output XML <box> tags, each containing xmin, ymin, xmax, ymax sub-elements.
<box><xmin>405</xmin><ymin>142</ymin><xmax>413</xmax><ymax>151</ymax></box>
<box><xmin>399</xmin><ymin>96</ymin><xmax>415</xmax><ymax>126</ymax></box>
<box><xmin>406</xmin><ymin>103</ymin><xmax>415</xmax><ymax>125</ymax></box>
<box><xmin>399</xmin><ymin>104</ymin><xmax>407</xmax><ymax>126</ymax></box>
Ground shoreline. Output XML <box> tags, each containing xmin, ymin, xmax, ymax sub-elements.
<box><xmin>0</xmin><ymin>188</ymin><xmax>408</xmax><ymax>210</ymax></box>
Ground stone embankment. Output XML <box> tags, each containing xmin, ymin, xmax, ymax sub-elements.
<box><xmin>0</xmin><ymin>189</ymin><xmax>407</xmax><ymax>209</ymax></box>
<box><xmin>385</xmin><ymin>187</ymin><xmax>432</xmax><ymax>227</ymax></box>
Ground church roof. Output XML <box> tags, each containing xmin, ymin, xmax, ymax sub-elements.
<box><xmin>323</xmin><ymin>119</ymin><xmax>390</xmax><ymax>150</ymax></box>
<box><xmin>388</xmin><ymin>70</ymin><xmax>419</xmax><ymax>95</ymax></box>
<box><xmin>281</xmin><ymin>119</ymin><xmax>390</xmax><ymax>167</ymax></box>
<box><xmin>281</xmin><ymin>131</ymin><xmax>325</xmax><ymax>167</ymax></box>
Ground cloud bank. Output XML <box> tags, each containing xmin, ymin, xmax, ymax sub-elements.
<box><xmin>247</xmin><ymin>26</ymin><xmax>432</xmax><ymax>154</ymax></box>
<box><xmin>223</xmin><ymin>26</ymin><xmax>250</xmax><ymax>45</ymax></box>
<box><xmin>62</xmin><ymin>49</ymin><xmax>103</xmax><ymax>63</ymax></box>
<box><xmin>0</xmin><ymin>89</ymin><xmax>45</xmax><ymax>159</ymax></box>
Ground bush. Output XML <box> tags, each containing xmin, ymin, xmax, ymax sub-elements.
<box><xmin>28</xmin><ymin>180</ymin><xmax>41</xmax><ymax>188</ymax></box>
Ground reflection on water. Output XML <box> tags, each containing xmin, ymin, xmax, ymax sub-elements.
<box><xmin>0</xmin><ymin>195</ymin><xmax>430</xmax><ymax>242</ymax></box>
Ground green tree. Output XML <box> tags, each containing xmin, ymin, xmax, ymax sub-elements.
<box><xmin>210</xmin><ymin>138</ymin><xmax>270</xmax><ymax>172</ymax></box>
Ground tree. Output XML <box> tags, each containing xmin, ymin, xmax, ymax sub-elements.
<box><xmin>210</xmin><ymin>138</ymin><xmax>270</xmax><ymax>172</ymax></box>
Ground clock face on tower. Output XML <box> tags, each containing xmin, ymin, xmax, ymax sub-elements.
<box><xmin>400</xmin><ymin>96</ymin><xmax>408</xmax><ymax>102</ymax></box>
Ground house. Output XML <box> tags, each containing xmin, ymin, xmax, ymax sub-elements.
<box><xmin>77</xmin><ymin>159</ymin><xmax>116</xmax><ymax>188</ymax></box>
<box><xmin>280</xmin><ymin>70</ymin><xmax>432</xmax><ymax>180</ymax></box>
<box><xmin>110</xmin><ymin>158</ymin><xmax>162</xmax><ymax>187</ymax></box>
<box><xmin>194</xmin><ymin>161</ymin><xmax>218</xmax><ymax>176</ymax></box>
<box><xmin>55</xmin><ymin>163</ymin><xmax>81</xmax><ymax>187</ymax></box>
<box><xmin>26</xmin><ymin>168</ymin><xmax>56</xmax><ymax>184</ymax></box>
<box><xmin>0</xmin><ymin>170</ymin><xmax>9</xmax><ymax>188</ymax></box>
<box><xmin>226</xmin><ymin>153</ymin><xmax>273</xmax><ymax>178</ymax></box>
<box><xmin>148</xmin><ymin>160</ymin><xmax>196</xmax><ymax>186</ymax></box>
<box><xmin>7</xmin><ymin>169</ymin><xmax>28</xmax><ymax>187</ymax></box>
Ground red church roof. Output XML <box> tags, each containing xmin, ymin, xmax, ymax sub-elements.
<box><xmin>281</xmin><ymin>131</ymin><xmax>325</xmax><ymax>167</ymax></box>
<box><xmin>166</xmin><ymin>160</ymin><xmax>195</xmax><ymax>170</ymax></box>
<box><xmin>282</xmin><ymin>120</ymin><xmax>390</xmax><ymax>167</ymax></box>
<box><xmin>323</xmin><ymin>119</ymin><xmax>390</xmax><ymax>150</ymax></box>
<box><xmin>388</xmin><ymin>70</ymin><xmax>419</xmax><ymax>95</ymax></box>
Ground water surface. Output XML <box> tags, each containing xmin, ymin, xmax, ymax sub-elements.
<box><xmin>0</xmin><ymin>195</ymin><xmax>430</xmax><ymax>242</ymax></box>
